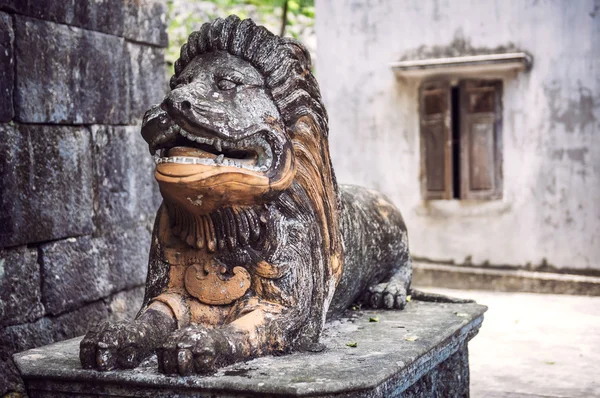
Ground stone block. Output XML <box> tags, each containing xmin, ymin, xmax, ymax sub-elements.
<box><xmin>0</xmin><ymin>356</ymin><xmax>24</xmax><ymax>395</ymax></box>
<box><xmin>0</xmin><ymin>246</ymin><xmax>44</xmax><ymax>327</ymax></box>
<box><xmin>91</xmin><ymin>125</ymin><xmax>161</xmax><ymax>232</ymax></box>
<box><xmin>13</xmin><ymin>16</ymin><xmax>129</xmax><ymax>124</ymax></box>
<box><xmin>0</xmin><ymin>0</ymin><xmax>167</xmax><ymax>46</ymax></box>
<box><xmin>13</xmin><ymin>301</ymin><xmax>487</xmax><ymax>397</ymax></box>
<box><xmin>106</xmin><ymin>287</ymin><xmax>146</xmax><ymax>322</ymax></box>
<box><xmin>0</xmin><ymin>288</ymin><xmax>147</xmax><ymax>394</ymax></box>
<box><xmin>0</xmin><ymin>124</ymin><xmax>93</xmax><ymax>248</ymax></box>
<box><xmin>0</xmin><ymin>0</ymin><xmax>123</xmax><ymax>38</ymax></box>
<box><xmin>401</xmin><ymin>343</ymin><xmax>470</xmax><ymax>397</ymax></box>
<box><xmin>40</xmin><ymin>226</ymin><xmax>151</xmax><ymax>315</ymax></box>
<box><xmin>123</xmin><ymin>0</ymin><xmax>168</xmax><ymax>47</ymax></box>
<box><xmin>40</xmin><ymin>236</ymin><xmax>111</xmax><ymax>316</ymax></box>
<box><xmin>126</xmin><ymin>43</ymin><xmax>167</xmax><ymax>122</ymax></box>
<box><xmin>104</xmin><ymin>224</ymin><xmax>152</xmax><ymax>292</ymax></box>
<box><xmin>51</xmin><ymin>301</ymin><xmax>109</xmax><ymax>343</ymax></box>
<box><xmin>0</xmin><ymin>12</ymin><xmax>14</xmax><ymax>122</ymax></box>
<box><xmin>0</xmin><ymin>317</ymin><xmax>54</xmax><ymax>355</ymax></box>
<box><xmin>0</xmin><ymin>301</ymin><xmax>110</xmax><ymax>395</ymax></box>
<box><xmin>0</xmin><ymin>317</ymin><xmax>53</xmax><ymax>395</ymax></box>
<box><xmin>0</xmin><ymin>287</ymin><xmax>149</xmax><ymax>395</ymax></box>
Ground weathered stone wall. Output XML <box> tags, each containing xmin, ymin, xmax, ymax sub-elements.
<box><xmin>0</xmin><ymin>1</ymin><xmax>167</xmax><ymax>394</ymax></box>
<box><xmin>316</xmin><ymin>0</ymin><xmax>600</xmax><ymax>274</ymax></box>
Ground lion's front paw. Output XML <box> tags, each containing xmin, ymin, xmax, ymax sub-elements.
<box><xmin>157</xmin><ymin>327</ymin><xmax>233</xmax><ymax>375</ymax></box>
<box><xmin>362</xmin><ymin>281</ymin><xmax>407</xmax><ymax>310</ymax></box>
<box><xmin>80</xmin><ymin>320</ymin><xmax>154</xmax><ymax>371</ymax></box>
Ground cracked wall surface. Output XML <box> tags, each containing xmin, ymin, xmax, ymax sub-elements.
<box><xmin>0</xmin><ymin>1</ymin><xmax>166</xmax><ymax>394</ymax></box>
<box><xmin>316</xmin><ymin>0</ymin><xmax>600</xmax><ymax>273</ymax></box>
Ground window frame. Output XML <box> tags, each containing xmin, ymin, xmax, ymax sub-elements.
<box><xmin>419</xmin><ymin>78</ymin><xmax>503</xmax><ymax>201</ymax></box>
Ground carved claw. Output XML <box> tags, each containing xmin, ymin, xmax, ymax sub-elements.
<box><xmin>158</xmin><ymin>326</ymin><xmax>233</xmax><ymax>375</ymax></box>
<box><xmin>80</xmin><ymin>309</ymin><xmax>176</xmax><ymax>371</ymax></box>
<box><xmin>362</xmin><ymin>281</ymin><xmax>407</xmax><ymax>310</ymax></box>
<box><xmin>80</xmin><ymin>320</ymin><xmax>153</xmax><ymax>371</ymax></box>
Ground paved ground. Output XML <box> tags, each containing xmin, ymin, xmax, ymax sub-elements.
<box><xmin>417</xmin><ymin>287</ymin><xmax>600</xmax><ymax>398</ymax></box>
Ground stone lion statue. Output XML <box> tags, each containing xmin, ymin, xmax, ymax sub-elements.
<box><xmin>80</xmin><ymin>15</ymin><xmax>411</xmax><ymax>375</ymax></box>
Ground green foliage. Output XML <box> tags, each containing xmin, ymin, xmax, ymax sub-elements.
<box><xmin>166</xmin><ymin>0</ymin><xmax>315</xmax><ymax>79</ymax></box>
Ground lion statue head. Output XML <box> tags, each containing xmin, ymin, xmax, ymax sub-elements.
<box><xmin>142</xmin><ymin>15</ymin><xmax>343</xmax><ymax>279</ymax></box>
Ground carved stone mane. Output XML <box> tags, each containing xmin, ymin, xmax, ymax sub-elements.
<box><xmin>165</xmin><ymin>203</ymin><xmax>262</xmax><ymax>252</ymax></box>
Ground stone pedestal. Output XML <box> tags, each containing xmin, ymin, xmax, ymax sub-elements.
<box><xmin>14</xmin><ymin>301</ymin><xmax>486</xmax><ymax>397</ymax></box>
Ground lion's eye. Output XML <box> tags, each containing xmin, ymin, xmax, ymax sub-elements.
<box><xmin>216</xmin><ymin>79</ymin><xmax>238</xmax><ymax>90</ymax></box>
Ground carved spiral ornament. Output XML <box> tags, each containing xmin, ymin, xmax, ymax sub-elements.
<box><xmin>184</xmin><ymin>261</ymin><xmax>251</xmax><ymax>305</ymax></box>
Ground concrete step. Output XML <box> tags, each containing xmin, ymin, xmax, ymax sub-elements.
<box><xmin>413</xmin><ymin>262</ymin><xmax>600</xmax><ymax>296</ymax></box>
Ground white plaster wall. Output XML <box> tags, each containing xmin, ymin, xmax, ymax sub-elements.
<box><xmin>316</xmin><ymin>0</ymin><xmax>600</xmax><ymax>271</ymax></box>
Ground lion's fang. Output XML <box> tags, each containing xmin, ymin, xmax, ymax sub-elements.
<box><xmin>214</xmin><ymin>139</ymin><xmax>223</xmax><ymax>152</ymax></box>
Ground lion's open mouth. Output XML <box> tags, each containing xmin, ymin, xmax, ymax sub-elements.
<box><xmin>153</xmin><ymin>124</ymin><xmax>273</xmax><ymax>173</ymax></box>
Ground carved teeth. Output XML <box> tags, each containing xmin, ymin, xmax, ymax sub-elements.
<box><xmin>214</xmin><ymin>139</ymin><xmax>222</xmax><ymax>152</ymax></box>
<box><xmin>155</xmin><ymin>155</ymin><xmax>270</xmax><ymax>172</ymax></box>
<box><xmin>178</xmin><ymin>128</ymin><xmax>216</xmax><ymax>146</ymax></box>
<box><xmin>155</xmin><ymin>125</ymin><xmax>273</xmax><ymax>172</ymax></box>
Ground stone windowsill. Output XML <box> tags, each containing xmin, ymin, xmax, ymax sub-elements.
<box><xmin>415</xmin><ymin>199</ymin><xmax>512</xmax><ymax>218</ymax></box>
<box><xmin>391</xmin><ymin>52</ymin><xmax>533</xmax><ymax>78</ymax></box>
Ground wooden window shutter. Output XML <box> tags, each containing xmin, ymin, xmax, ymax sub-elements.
<box><xmin>419</xmin><ymin>81</ymin><xmax>452</xmax><ymax>199</ymax></box>
<box><xmin>459</xmin><ymin>79</ymin><xmax>503</xmax><ymax>199</ymax></box>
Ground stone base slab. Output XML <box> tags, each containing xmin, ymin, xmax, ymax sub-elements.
<box><xmin>14</xmin><ymin>301</ymin><xmax>486</xmax><ymax>397</ymax></box>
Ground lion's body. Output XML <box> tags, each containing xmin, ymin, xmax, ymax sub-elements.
<box><xmin>80</xmin><ymin>15</ymin><xmax>411</xmax><ymax>374</ymax></box>
<box><xmin>330</xmin><ymin>185</ymin><xmax>411</xmax><ymax>317</ymax></box>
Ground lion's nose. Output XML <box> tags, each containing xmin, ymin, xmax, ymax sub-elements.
<box><xmin>161</xmin><ymin>93</ymin><xmax>192</xmax><ymax>117</ymax></box>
